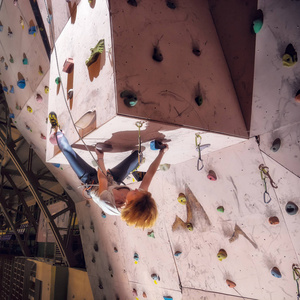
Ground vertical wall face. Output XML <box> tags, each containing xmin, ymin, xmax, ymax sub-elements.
<box><xmin>109</xmin><ymin>0</ymin><xmax>248</xmax><ymax>138</ymax></box>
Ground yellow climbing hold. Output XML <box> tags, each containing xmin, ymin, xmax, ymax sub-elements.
<box><xmin>177</xmin><ymin>193</ymin><xmax>187</xmax><ymax>204</ymax></box>
<box><xmin>44</xmin><ymin>86</ymin><xmax>49</xmax><ymax>94</ymax></box>
<box><xmin>27</xmin><ymin>106</ymin><xmax>33</xmax><ymax>113</ymax></box>
<box><xmin>217</xmin><ymin>249</ymin><xmax>227</xmax><ymax>261</ymax></box>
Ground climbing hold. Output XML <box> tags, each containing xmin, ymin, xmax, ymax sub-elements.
<box><xmin>38</xmin><ymin>66</ymin><xmax>43</xmax><ymax>75</ymax></box>
<box><xmin>67</xmin><ymin>89</ymin><xmax>73</xmax><ymax>99</ymax></box>
<box><xmin>3</xmin><ymin>86</ymin><xmax>8</xmax><ymax>92</ymax></box>
<box><xmin>20</xmin><ymin>16</ymin><xmax>24</xmax><ymax>29</ymax></box>
<box><xmin>9</xmin><ymin>113</ymin><xmax>15</xmax><ymax>119</ymax></box>
<box><xmin>134</xmin><ymin>252</ymin><xmax>139</xmax><ymax>262</ymax></box>
<box><xmin>17</xmin><ymin>79</ymin><xmax>26</xmax><ymax>89</ymax></box>
<box><xmin>195</xmin><ymin>95</ymin><xmax>203</xmax><ymax>106</ymax></box>
<box><xmin>285</xmin><ymin>202</ymin><xmax>298</xmax><ymax>215</ymax></box>
<box><xmin>163</xmin><ymin>297</ymin><xmax>173</xmax><ymax>300</ymax></box>
<box><xmin>40</xmin><ymin>133</ymin><xmax>46</xmax><ymax>140</ymax></box>
<box><xmin>28</xmin><ymin>26</ymin><xmax>37</xmax><ymax>35</ymax></box>
<box><xmin>282</xmin><ymin>44</ymin><xmax>297</xmax><ymax>67</ymax></box>
<box><xmin>52</xmin><ymin>163</ymin><xmax>61</xmax><ymax>168</ymax></box>
<box><xmin>23</xmin><ymin>57</ymin><xmax>28</xmax><ymax>65</ymax></box>
<box><xmin>86</xmin><ymin>39</ymin><xmax>105</xmax><ymax>67</ymax></box>
<box><xmin>142</xmin><ymin>291</ymin><xmax>147</xmax><ymax>298</ymax></box>
<box><xmin>49</xmin><ymin>132</ymin><xmax>57</xmax><ymax>145</ymax></box>
<box><xmin>63</xmin><ymin>58</ymin><xmax>74</xmax><ymax>73</ymax></box>
<box><xmin>101</xmin><ymin>211</ymin><xmax>106</xmax><ymax>218</ymax></box>
<box><xmin>132</xmin><ymin>289</ymin><xmax>138</xmax><ymax>296</ymax></box>
<box><xmin>9</xmin><ymin>86</ymin><xmax>14</xmax><ymax>93</ymax></box>
<box><xmin>36</xmin><ymin>94</ymin><xmax>43</xmax><ymax>103</ymax></box>
<box><xmin>120</xmin><ymin>90</ymin><xmax>138</xmax><ymax>107</ymax></box>
<box><xmin>151</xmin><ymin>273</ymin><xmax>160</xmax><ymax>281</ymax></box>
<box><xmin>271</xmin><ymin>267</ymin><xmax>282</xmax><ymax>278</ymax></box>
<box><xmin>268</xmin><ymin>216</ymin><xmax>279</xmax><ymax>225</ymax></box>
<box><xmin>193</xmin><ymin>47</ymin><xmax>201</xmax><ymax>57</ymax></box>
<box><xmin>174</xmin><ymin>251</ymin><xmax>182</xmax><ymax>257</ymax></box>
<box><xmin>9</xmin><ymin>54</ymin><xmax>14</xmax><ymax>63</ymax></box>
<box><xmin>55</xmin><ymin>77</ymin><xmax>61</xmax><ymax>84</ymax></box>
<box><xmin>47</xmin><ymin>14</ymin><xmax>53</xmax><ymax>24</ymax></box>
<box><xmin>177</xmin><ymin>193</ymin><xmax>187</xmax><ymax>205</ymax></box>
<box><xmin>94</xmin><ymin>243</ymin><xmax>99</xmax><ymax>252</ymax></box>
<box><xmin>15</xmin><ymin>104</ymin><xmax>21</xmax><ymax>110</ymax></box>
<box><xmin>44</xmin><ymin>86</ymin><xmax>49</xmax><ymax>93</ymax></box>
<box><xmin>217</xmin><ymin>206</ymin><xmax>224</xmax><ymax>213</ymax></box>
<box><xmin>226</xmin><ymin>279</ymin><xmax>236</xmax><ymax>288</ymax></box>
<box><xmin>127</xmin><ymin>0</ymin><xmax>137</xmax><ymax>6</ymax></box>
<box><xmin>114</xmin><ymin>247</ymin><xmax>118</xmax><ymax>253</ymax></box>
<box><xmin>207</xmin><ymin>170</ymin><xmax>217</xmax><ymax>181</ymax></box>
<box><xmin>8</xmin><ymin>27</ymin><xmax>13</xmax><ymax>37</ymax></box>
<box><xmin>166</xmin><ymin>1</ymin><xmax>176</xmax><ymax>9</ymax></box>
<box><xmin>270</xmin><ymin>138</ymin><xmax>281</xmax><ymax>152</ymax></box>
<box><xmin>217</xmin><ymin>249</ymin><xmax>227</xmax><ymax>261</ymax></box>
<box><xmin>26</xmin><ymin>124</ymin><xmax>32</xmax><ymax>132</ymax></box>
<box><xmin>252</xmin><ymin>9</ymin><xmax>263</xmax><ymax>34</ymax></box>
<box><xmin>0</xmin><ymin>24</ymin><xmax>3</xmax><ymax>32</ymax></box>
<box><xmin>27</xmin><ymin>106</ymin><xmax>33</xmax><ymax>113</ymax></box>
<box><xmin>295</xmin><ymin>90</ymin><xmax>300</xmax><ymax>103</ymax></box>
<box><xmin>5</xmin><ymin>63</ymin><xmax>8</xmax><ymax>70</ymax></box>
<box><xmin>186</xmin><ymin>223</ymin><xmax>193</xmax><ymax>231</ymax></box>
<box><xmin>150</xmin><ymin>140</ymin><xmax>166</xmax><ymax>150</ymax></box>
<box><xmin>147</xmin><ymin>230</ymin><xmax>155</xmax><ymax>238</ymax></box>
<box><xmin>0</xmin><ymin>56</ymin><xmax>4</xmax><ymax>62</ymax></box>
<box><xmin>152</xmin><ymin>46</ymin><xmax>163</xmax><ymax>62</ymax></box>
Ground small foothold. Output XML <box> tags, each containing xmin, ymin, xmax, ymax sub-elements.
<box><xmin>38</xmin><ymin>66</ymin><xmax>43</xmax><ymax>75</ymax></box>
<box><xmin>26</xmin><ymin>124</ymin><xmax>32</xmax><ymax>131</ymax></box>
<box><xmin>10</xmin><ymin>86</ymin><xmax>14</xmax><ymax>93</ymax></box>
<box><xmin>52</xmin><ymin>163</ymin><xmax>61</xmax><ymax>168</ymax></box>
<box><xmin>114</xmin><ymin>247</ymin><xmax>118</xmax><ymax>253</ymax></box>
<box><xmin>217</xmin><ymin>206</ymin><xmax>224</xmax><ymax>213</ymax></box>
<box><xmin>282</xmin><ymin>44</ymin><xmax>297</xmax><ymax>67</ymax></box>
<box><xmin>147</xmin><ymin>231</ymin><xmax>155</xmax><ymax>238</ymax></box>
<box><xmin>0</xmin><ymin>56</ymin><xmax>4</xmax><ymax>62</ymax></box>
<box><xmin>0</xmin><ymin>25</ymin><xmax>3</xmax><ymax>32</ymax></box>
<box><xmin>134</xmin><ymin>252</ymin><xmax>139</xmax><ymax>261</ymax></box>
<box><xmin>186</xmin><ymin>223</ymin><xmax>193</xmax><ymax>231</ymax></box>
<box><xmin>23</xmin><ymin>58</ymin><xmax>28</xmax><ymax>65</ymax></box>
<box><xmin>174</xmin><ymin>251</ymin><xmax>182</xmax><ymax>257</ymax></box>
<box><xmin>63</xmin><ymin>58</ymin><xmax>74</xmax><ymax>73</ymax></box>
<box><xmin>9</xmin><ymin>55</ymin><xmax>14</xmax><ymax>63</ymax></box>
<box><xmin>28</xmin><ymin>26</ymin><xmax>37</xmax><ymax>35</ymax></box>
<box><xmin>207</xmin><ymin>170</ymin><xmax>217</xmax><ymax>181</ymax></box>
<box><xmin>127</xmin><ymin>0</ymin><xmax>137</xmax><ymax>6</ymax></box>
<box><xmin>151</xmin><ymin>273</ymin><xmax>160</xmax><ymax>281</ymax></box>
<box><xmin>36</xmin><ymin>94</ymin><xmax>43</xmax><ymax>103</ymax></box>
<box><xmin>101</xmin><ymin>211</ymin><xmax>106</xmax><ymax>218</ymax></box>
<box><xmin>285</xmin><ymin>202</ymin><xmax>298</xmax><ymax>215</ymax></box>
<box><xmin>163</xmin><ymin>297</ymin><xmax>173</xmax><ymax>300</ymax></box>
<box><xmin>132</xmin><ymin>289</ymin><xmax>138</xmax><ymax>296</ymax></box>
<box><xmin>143</xmin><ymin>292</ymin><xmax>147</xmax><ymax>298</ymax></box>
<box><xmin>17</xmin><ymin>79</ymin><xmax>26</xmax><ymax>89</ymax></box>
<box><xmin>55</xmin><ymin>77</ymin><xmax>61</xmax><ymax>84</ymax></box>
<box><xmin>124</xmin><ymin>97</ymin><xmax>138</xmax><ymax>107</ymax></box>
<box><xmin>295</xmin><ymin>90</ymin><xmax>300</xmax><ymax>103</ymax></box>
<box><xmin>9</xmin><ymin>113</ymin><xmax>15</xmax><ymax>119</ymax></box>
<box><xmin>94</xmin><ymin>243</ymin><xmax>99</xmax><ymax>252</ymax></box>
<box><xmin>47</xmin><ymin>14</ymin><xmax>53</xmax><ymax>24</ymax></box>
<box><xmin>3</xmin><ymin>86</ymin><xmax>8</xmax><ymax>92</ymax></box>
<box><xmin>152</xmin><ymin>46</ymin><xmax>163</xmax><ymax>62</ymax></box>
<box><xmin>27</xmin><ymin>106</ymin><xmax>33</xmax><ymax>113</ymax></box>
<box><xmin>44</xmin><ymin>86</ymin><xmax>49</xmax><ymax>94</ymax></box>
<box><xmin>271</xmin><ymin>138</ymin><xmax>281</xmax><ymax>152</ymax></box>
<box><xmin>195</xmin><ymin>95</ymin><xmax>203</xmax><ymax>106</ymax></box>
<box><xmin>68</xmin><ymin>89</ymin><xmax>73</xmax><ymax>99</ymax></box>
<box><xmin>166</xmin><ymin>1</ymin><xmax>176</xmax><ymax>9</ymax></box>
<box><xmin>193</xmin><ymin>48</ymin><xmax>201</xmax><ymax>56</ymax></box>
<box><xmin>20</xmin><ymin>17</ymin><xmax>24</xmax><ymax>29</ymax></box>
<box><xmin>177</xmin><ymin>193</ymin><xmax>187</xmax><ymax>205</ymax></box>
<box><xmin>5</xmin><ymin>63</ymin><xmax>8</xmax><ymax>70</ymax></box>
<box><xmin>40</xmin><ymin>133</ymin><xmax>46</xmax><ymax>140</ymax></box>
<box><xmin>121</xmin><ymin>90</ymin><xmax>138</xmax><ymax>107</ymax></box>
<box><xmin>226</xmin><ymin>279</ymin><xmax>236</xmax><ymax>288</ymax></box>
<box><xmin>217</xmin><ymin>249</ymin><xmax>227</xmax><ymax>261</ymax></box>
<box><xmin>252</xmin><ymin>9</ymin><xmax>264</xmax><ymax>34</ymax></box>
<box><xmin>271</xmin><ymin>267</ymin><xmax>282</xmax><ymax>278</ymax></box>
<box><xmin>268</xmin><ymin>216</ymin><xmax>279</xmax><ymax>225</ymax></box>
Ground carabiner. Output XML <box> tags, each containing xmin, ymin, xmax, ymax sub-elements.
<box><xmin>197</xmin><ymin>157</ymin><xmax>204</xmax><ymax>171</ymax></box>
<box><xmin>263</xmin><ymin>191</ymin><xmax>271</xmax><ymax>204</ymax></box>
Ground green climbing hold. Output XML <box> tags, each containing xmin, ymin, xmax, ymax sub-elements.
<box><xmin>85</xmin><ymin>39</ymin><xmax>105</xmax><ymax>67</ymax></box>
<box><xmin>217</xmin><ymin>206</ymin><xmax>224</xmax><ymax>213</ymax></box>
<box><xmin>147</xmin><ymin>230</ymin><xmax>155</xmax><ymax>238</ymax></box>
<box><xmin>252</xmin><ymin>9</ymin><xmax>263</xmax><ymax>34</ymax></box>
<box><xmin>55</xmin><ymin>77</ymin><xmax>61</xmax><ymax>84</ymax></box>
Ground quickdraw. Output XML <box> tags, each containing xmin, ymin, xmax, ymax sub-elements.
<box><xmin>293</xmin><ymin>264</ymin><xmax>300</xmax><ymax>299</ymax></box>
<box><xmin>135</xmin><ymin>121</ymin><xmax>144</xmax><ymax>165</ymax></box>
<box><xmin>259</xmin><ymin>164</ymin><xmax>278</xmax><ymax>204</ymax></box>
<box><xmin>195</xmin><ymin>133</ymin><xmax>204</xmax><ymax>171</ymax></box>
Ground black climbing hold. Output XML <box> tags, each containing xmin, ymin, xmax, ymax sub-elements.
<box><xmin>98</xmin><ymin>278</ymin><xmax>103</xmax><ymax>289</ymax></box>
<box><xmin>285</xmin><ymin>202</ymin><xmax>298</xmax><ymax>215</ymax></box>
<box><xmin>152</xmin><ymin>46</ymin><xmax>163</xmax><ymax>62</ymax></box>
<box><xmin>271</xmin><ymin>138</ymin><xmax>281</xmax><ymax>152</ymax></box>
<box><xmin>120</xmin><ymin>90</ymin><xmax>138</xmax><ymax>107</ymax></box>
<box><xmin>92</xmin><ymin>256</ymin><xmax>96</xmax><ymax>263</ymax></box>
<box><xmin>94</xmin><ymin>243</ymin><xmax>99</xmax><ymax>252</ymax></box>
<box><xmin>193</xmin><ymin>48</ymin><xmax>201</xmax><ymax>56</ymax></box>
<box><xmin>166</xmin><ymin>0</ymin><xmax>176</xmax><ymax>9</ymax></box>
<box><xmin>195</xmin><ymin>95</ymin><xmax>203</xmax><ymax>106</ymax></box>
<box><xmin>127</xmin><ymin>0</ymin><xmax>137</xmax><ymax>6</ymax></box>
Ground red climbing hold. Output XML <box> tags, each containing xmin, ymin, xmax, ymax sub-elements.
<box><xmin>207</xmin><ymin>170</ymin><xmax>217</xmax><ymax>181</ymax></box>
<box><xmin>63</xmin><ymin>58</ymin><xmax>74</xmax><ymax>73</ymax></box>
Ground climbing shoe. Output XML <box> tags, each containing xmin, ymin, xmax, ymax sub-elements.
<box><xmin>49</xmin><ymin>111</ymin><xmax>59</xmax><ymax>131</ymax></box>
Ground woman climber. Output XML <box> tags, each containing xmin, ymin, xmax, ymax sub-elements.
<box><xmin>49</xmin><ymin>112</ymin><xmax>168</xmax><ymax>229</ymax></box>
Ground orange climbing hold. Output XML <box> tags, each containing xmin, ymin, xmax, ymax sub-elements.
<box><xmin>269</xmin><ymin>216</ymin><xmax>279</xmax><ymax>225</ymax></box>
<box><xmin>226</xmin><ymin>279</ymin><xmax>236</xmax><ymax>288</ymax></box>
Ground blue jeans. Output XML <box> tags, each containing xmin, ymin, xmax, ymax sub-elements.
<box><xmin>56</xmin><ymin>132</ymin><xmax>140</xmax><ymax>184</ymax></box>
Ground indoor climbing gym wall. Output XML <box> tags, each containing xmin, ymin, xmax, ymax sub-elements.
<box><xmin>1</xmin><ymin>0</ymin><xmax>300</xmax><ymax>299</ymax></box>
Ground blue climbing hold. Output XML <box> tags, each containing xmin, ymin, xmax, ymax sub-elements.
<box><xmin>17</xmin><ymin>79</ymin><xmax>26</xmax><ymax>89</ymax></box>
<box><xmin>0</xmin><ymin>25</ymin><xmax>3</xmax><ymax>32</ymax></box>
<box><xmin>28</xmin><ymin>26</ymin><xmax>37</xmax><ymax>35</ymax></box>
<box><xmin>150</xmin><ymin>140</ymin><xmax>166</xmax><ymax>150</ymax></box>
<box><xmin>9</xmin><ymin>113</ymin><xmax>15</xmax><ymax>119</ymax></box>
<box><xmin>10</xmin><ymin>86</ymin><xmax>14</xmax><ymax>93</ymax></box>
<box><xmin>23</xmin><ymin>58</ymin><xmax>28</xmax><ymax>65</ymax></box>
<box><xmin>163</xmin><ymin>297</ymin><xmax>173</xmax><ymax>300</ymax></box>
<box><xmin>3</xmin><ymin>86</ymin><xmax>8</xmax><ymax>92</ymax></box>
<box><xmin>134</xmin><ymin>252</ymin><xmax>139</xmax><ymax>261</ymax></box>
<box><xmin>271</xmin><ymin>267</ymin><xmax>282</xmax><ymax>278</ymax></box>
<box><xmin>52</xmin><ymin>163</ymin><xmax>61</xmax><ymax>168</ymax></box>
<box><xmin>101</xmin><ymin>211</ymin><xmax>106</xmax><ymax>218</ymax></box>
